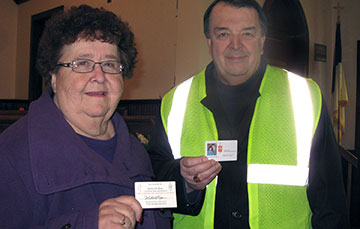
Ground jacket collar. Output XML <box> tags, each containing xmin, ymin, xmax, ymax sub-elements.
<box><xmin>28</xmin><ymin>91</ymin><xmax>151</xmax><ymax>194</ymax></box>
<box><xmin>201</xmin><ymin>59</ymin><xmax>267</xmax><ymax>111</ymax></box>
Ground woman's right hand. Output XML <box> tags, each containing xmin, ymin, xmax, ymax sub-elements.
<box><xmin>98</xmin><ymin>195</ymin><xmax>143</xmax><ymax>229</ymax></box>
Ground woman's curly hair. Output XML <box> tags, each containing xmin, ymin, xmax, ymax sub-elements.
<box><xmin>36</xmin><ymin>4</ymin><xmax>137</xmax><ymax>93</ymax></box>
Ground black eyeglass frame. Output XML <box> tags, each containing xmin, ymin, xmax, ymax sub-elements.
<box><xmin>55</xmin><ymin>59</ymin><xmax>123</xmax><ymax>74</ymax></box>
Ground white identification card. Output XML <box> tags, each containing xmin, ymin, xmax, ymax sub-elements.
<box><xmin>135</xmin><ymin>181</ymin><xmax>177</xmax><ymax>209</ymax></box>
<box><xmin>205</xmin><ymin>140</ymin><xmax>238</xmax><ymax>161</ymax></box>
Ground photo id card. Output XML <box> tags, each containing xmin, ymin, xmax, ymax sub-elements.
<box><xmin>135</xmin><ymin>181</ymin><xmax>177</xmax><ymax>209</ymax></box>
<box><xmin>205</xmin><ymin>140</ymin><xmax>238</xmax><ymax>161</ymax></box>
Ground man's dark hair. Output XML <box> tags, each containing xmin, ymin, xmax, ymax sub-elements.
<box><xmin>203</xmin><ymin>0</ymin><xmax>267</xmax><ymax>38</ymax></box>
<box><xmin>36</xmin><ymin>4</ymin><xmax>137</xmax><ymax>93</ymax></box>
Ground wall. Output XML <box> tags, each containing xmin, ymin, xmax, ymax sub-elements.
<box><xmin>0</xmin><ymin>0</ymin><xmax>17</xmax><ymax>98</ymax></box>
<box><xmin>174</xmin><ymin>0</ymin><xmax>212</xmax><ymax>86</ymax></box>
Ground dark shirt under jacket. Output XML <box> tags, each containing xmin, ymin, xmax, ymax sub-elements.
<box><xmin>148</xmin><ymin>59</ymin><xmax>349</xmax><ymax>228</ymax></box>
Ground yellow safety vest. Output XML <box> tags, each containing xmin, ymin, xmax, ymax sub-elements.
<box><xmin>161</xmin><ymin>65</ymin><xmax>322</xmax><ymax>228</ymax></box>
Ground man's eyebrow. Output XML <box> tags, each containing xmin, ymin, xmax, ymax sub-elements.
<box><xmin>213</xmin><ymin>26</ymin><xmax>258</xmax><ymax>33</ymax></box>
<box><xmin>214</xmin><ymin>27</ymin><xmax>230</xmax><ymax>32</ymax></box>
<box><xmin>242</xmin><ymin>26</ymin><xmax>257</xmax><ymax>31</ymax></box>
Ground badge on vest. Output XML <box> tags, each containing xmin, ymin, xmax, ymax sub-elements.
<box><xmin>135</xmin><ymin>181</ymin><xmax>177</xmax><ymax>209</ymax></box>
<box><xmin>205</xmin><ymin>140</ymin><xmax>238</xmax><ymax>161</ymax></box>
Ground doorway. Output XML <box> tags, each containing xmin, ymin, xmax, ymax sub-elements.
<box><xmin>263</xmin><ymin>0</ymin><xmax>309</xmax><ymax>77</ymax></box>
<box><xmin>28</xmin><ymin>6</ymin><xmax>63</xmax><ymax>101</ymax></box>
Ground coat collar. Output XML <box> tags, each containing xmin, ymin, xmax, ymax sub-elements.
<box><xmin>201</xmin><ymin>59</ymin><xmax>267</xmax><ymax>111</ymax></box>
<box><xmin>28</xmin><ymin>91</ymin><xmax>152</xmax><ymax>194</ymax></box>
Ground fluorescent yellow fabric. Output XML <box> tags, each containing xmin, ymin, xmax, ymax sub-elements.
<box><xmin>161</xmin><ymin>65</ymin><xmax>322</xmax><ymax>229</ymax></box>
<box><xmin>248</xmin><ymin>66</ymin><xmax>321</xmax><ymax>228</ymax></box>
<box><xmin>161</xmin><ymin>70</ymin><xmax>218</xmax><ymax>228</ymax></box>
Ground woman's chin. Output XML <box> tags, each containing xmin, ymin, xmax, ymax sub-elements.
<box><xmin>84</xmin><ymin>109</ymin><xmax>111</xmax><ymax>119</ymax></box>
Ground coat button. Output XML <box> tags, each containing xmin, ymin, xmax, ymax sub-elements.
<box><xmin>61</xmin><ymin>224</ymin><xmax>71</xmax><ymax>229</ymax></box>
<box><xmin>232</xmin><ymin>211</ymin><xmax>242</xmax><ymax>219</ymax></box>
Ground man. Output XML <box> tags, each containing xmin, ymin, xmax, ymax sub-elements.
<box><xmin>148</xmin><ymin>0</ymin><xmax>349</xmax><ymax>228</ymax></box>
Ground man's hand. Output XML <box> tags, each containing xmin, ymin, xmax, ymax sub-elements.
<box><xmin>98</xmin><ymin>196</ymin><xmax>142</xmax><ymax>229</ymax></box>
<box><xmin>180</xmin><ymin>156</ymin><xmax>222</xmax><ymax>193</ymax></box>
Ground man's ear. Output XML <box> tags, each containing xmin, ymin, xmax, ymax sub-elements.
<box><xmin>207</xmin><ymin>38</ymin><xmax>212</xmax><ymax>48</ymax></box>
<box><xmin>51</xmin><ymin>73</ymin><xmax>57</xmax><ymax>93</ymax></box>
<box><xmin>261</xmin><ymin>36</ymin><xmax>266</xmax><ymax>55</ymax></box>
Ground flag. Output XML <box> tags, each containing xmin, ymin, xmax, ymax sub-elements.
<box><xmin>332</xmin><ymin>22</ymin><xmax>348</xmax><ymax>143</ymax></box>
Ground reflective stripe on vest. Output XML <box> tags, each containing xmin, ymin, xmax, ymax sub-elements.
<box><xmin>247</xmin><ymin>71</ymin><xmax>313</xmax><ymax>186</ymax></box>
<box><xmin>168</xmin><ymin>71</ymin><xmax>313</xmax><ymax>186</ymax></box>
<box><xmin>167</xmin><ymin>76</ymin><xmax>194</xmax><ymax>159</ymax></box>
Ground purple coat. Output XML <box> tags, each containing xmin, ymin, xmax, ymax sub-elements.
<box><xmin>0</xmin><ymin>92</ymin><xmax>171</xmax><ymax>228</ymax></box>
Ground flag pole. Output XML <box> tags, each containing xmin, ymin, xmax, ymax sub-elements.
<box><xmin>333</xmin><ymin>2</ymin><xmax>343</xmax><ymax>143</ymax></box>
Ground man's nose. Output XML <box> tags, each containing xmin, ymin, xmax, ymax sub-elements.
<box><xmin>230</xmin><ymin>35</ymin><xmax>243</xmax><ymax>50</ymax></box>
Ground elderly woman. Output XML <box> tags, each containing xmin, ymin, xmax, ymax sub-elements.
<box><xmin>0</xmin><ymin>5</ymin><xmax>171</xmax><ymax>229</ymax></box>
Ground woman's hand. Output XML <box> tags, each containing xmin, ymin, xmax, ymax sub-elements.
<box><xmin>98</xmin><ymin>196</ymin><xmax>143</xmax><ymax>229</ymax></box>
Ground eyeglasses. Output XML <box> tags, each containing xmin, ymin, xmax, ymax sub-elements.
<box><xmin>56</xmin><ymin>59</ymin><xmax>123</xmax><ymax>74</ymax></box>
